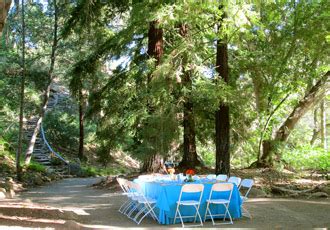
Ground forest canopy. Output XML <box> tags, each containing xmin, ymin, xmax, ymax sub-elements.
<box><xmin>0</xmin><ymin>0</ymin><xmax>329</xmax><ymax>176</ymax></box>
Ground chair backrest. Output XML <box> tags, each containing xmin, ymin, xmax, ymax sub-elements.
<box><xmin>117</xmin><ymin>177</ymin><xmax>129</xmax><ymax>193</ymax></box>
<box><xmin>239</xmin><ymin>179</ymin><xmax>254</xmax><ymax>198</ymax></box>
<box><xmin>228</xmin><ymin>176</ymin><xmax>241</xmax><ymax>186</ymax></box>
<box><xmin>216</xmin><ymin>174</ymin><xmax>228</xmax><ymax>182</ymax></box>
<box><xmin>181</xmin><ymin>184</ymin><xmax>204</xmax><ymax>193</ymax></box>
<box><xmin>193</xmin><ymin>175</ymin><xmax>200</xmax><ymax>180</ymax></box>
<box><xmin>178</xmin><ymin>184</ymin><xmax>204</xmax><ymax>205</ymax></box>
<box><xmin>206</xmin><ymin>174</ymin><xmax>216</xmax><ymax>180</ymax></box>
<box><xmin>129</xmin><ymin>181</ymin><xmax>142</xmax><ymax>193</ymax></box>
<box><xmin>138</xmin><ymin>175</ymin><xmax>154</xmax><ymax>181</ymax></box>
<box><xmin>208</xmin><ymin>183</ymin><xmax>233</xmax><ymax>201</ymax></box>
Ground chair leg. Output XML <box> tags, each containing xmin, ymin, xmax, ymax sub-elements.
<box><xmin>148</xmin><ymin>204</ymin><xmax>159</xmax><ymax>222</ymax></box>
<box><xmin>173</xmin><ymin>204</ymin><xmax>179</xmax><ymax>225</ymax></box>
<box><xmin>223</xmin><ymin>204</ymin><xmax>228</xmax><ymax>221</ymax></box>
<box><xmin>128</xmin><ymin>202</ymin><xmax>141</xmax><ymax>219</ymax></box>
<box><xmin>123</xmin><ymin>200</ymin><xmax>134</xmax><ymax>215</ymax></box>
<box><xmin>193</xmin><ymin>205</ymin><xmax>198</xmax><ymax>223</ymax></box>
<box><xmin>242</xmin><ymin>205</ymin><xmax>252</xmax><ymax>219</ymax></box>
<box><xmin>205</xmin><ymin>203</ymin><xmax>216</xmax><ymax>225</ymax></box>
<box><xmin>133</xmin><ymin>205</ymin><xmax>147</xmax><ymax>223</ymax></box>
<box><xmin>225</xmin><ymin>204</ymin><xmax>233</xmax><ymax>224</ymax></box>
<box><xmin>206</xmin><ymin>203</ymin><xmax>234</xmax><ymax>225</ymax></box>
<box><xmin>135</xmin><ymin>203</ymin><xmax>158</xmax><ymax>224</ymax></box>
<box><xmin>204</xmin><ymin>202</ymin><xmax>210</xmax><ymax>222</ymax></box>
<box><xmin>177</xmin><ymin>207</ymin><xmax>185</xmax><ymax>228</ymax></box>
<box><xmin>119</xmin><ymin>199</ymin><xmax>130</xmax><ymax>213</ymax></box>
<box><xmin>194</xmin><ymin>205</ymin><xmax>203</xmax><ymax>226</ymax></box>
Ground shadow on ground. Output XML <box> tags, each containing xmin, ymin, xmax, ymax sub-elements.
<box><xmin>15</xmin><ymin>178</ymin><xmax>330</xmax><ymax>229</ymax></box>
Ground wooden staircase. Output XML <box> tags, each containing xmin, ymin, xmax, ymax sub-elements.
<box><xmin>24</xmin><ymin>86</ymin><xmax>70</xmax><ymax>174</ymax></box>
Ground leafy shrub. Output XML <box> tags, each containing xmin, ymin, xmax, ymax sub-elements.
<box><xmin>282</xmin><ymin>146</ymin><xmax>330</xmax><ymax>171</ymax></box>
<box><xmin>43</xmin><ymin>110</ymin><xmax>79</xmax><ymax>153</ymax></box>
<box><xmin>81</xmin><ymin>165</ymin><xmax>128</xmax><ymax>177</ymax></box>
<box><xmin>27</xmin><ymin>162</ymin><xmax>46</xmax><ymax>173</ymax></box>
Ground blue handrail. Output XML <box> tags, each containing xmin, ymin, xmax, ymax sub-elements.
<box><xmin>40</xmin><ymin>121</ymin><xmax>69</xmax><ymax>165</ymax></box>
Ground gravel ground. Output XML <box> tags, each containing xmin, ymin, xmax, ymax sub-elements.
<box><xmin>9</xmin><ymin>177</ymin><xmax>330</xmax><ymax>229</ymax></box>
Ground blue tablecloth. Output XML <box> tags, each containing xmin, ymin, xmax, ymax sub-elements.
<box><xmin>135</xmin><ymin>179</ymin><xmax>242</xmax><ymax>224</ymax></box>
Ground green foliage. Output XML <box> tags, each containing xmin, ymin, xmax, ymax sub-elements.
<box><xmin>198</xmin><ymin>143</ymin><xmax>215</xmax><ymax>167</ymax></box>
<box><xmin>1</xmin><ymin>0</ymin><xmax>329</xmax><ymax>173</ymax></box>
<box><xmin>43</xmin><ymin>109</ymin><xmax>79</xmax><ymax>153</ymax></box>
<box><xmin>81</xmin><ymin>165</ymin><xmax>127</xmax><ymax>177</ymax></box>
<box><xmin>282</xmin><ymin>146</ymin><xmax>330</xmax><ymax>171</ymax></box>
<box><xmin>26</xmin><ymin>161</ymin><xmax>47</xmax><ymax>173</ymax></box>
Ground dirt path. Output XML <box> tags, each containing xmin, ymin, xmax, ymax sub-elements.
<box><xmin>11</xmin><ymin>177</ymin><xmax>330</xmax><ymax>229</ymax></box>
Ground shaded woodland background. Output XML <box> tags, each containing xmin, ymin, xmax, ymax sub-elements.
<box><xmin>0</xmin><ymin>0</ymin><xmax>329</xmax><ymax>179</ymax></box>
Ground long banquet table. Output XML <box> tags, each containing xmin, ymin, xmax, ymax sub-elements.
<box><xmin>135</xmin><ymin>177</ymin><xmax>242</xmax><ymax>225</ymax></box>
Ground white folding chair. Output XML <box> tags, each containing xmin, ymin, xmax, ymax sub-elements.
<box><xmin>129</xmin><ymin>182</ymin><xmax>159</xmax><ymax>224</ymax></box>
<box><xmin>116</xmin><ymin>178</ymin><xmax>132</xmax><ymax>214</ymax></box>
<box><xmin>204</xmin><ymin>183</ymin><xmax>234</xmax><ymax>225</ymax></box>
<box><xmin>228</xmin><ymin>176</ymin><xmax>241</xmax><ymax>186</ymax></box>
<box><xmin>216</xmin><ymin>174</ymin><xmax>228</xmax><ymax>182</ymax></box>
<box><xmin>173</xmin><ymin>184</ymin><xmax>204</xmax><ymax>228</ymax></box>
<box><xmin>124</xmin><ymin>180</ymin><xmax>143</xmax><ymax>218</ymax></box>
<box><xmin>239</xmin><ymin>179</ymin><xmax>254</xmax><ymax>219</ymax></box>
<box><xmin>138</xmin><ymin>175</ymin><xmax>154</xmax><ymax>181</ymax></box>
<box><xmin>192</xmin><ymin>175</ymin><xmax>200</xmax><ymax>180</ymax></box>
<box><xmin>206</xmin><ymin>174</ymin><xmax>216</xmax><ymax>180</ymax></box>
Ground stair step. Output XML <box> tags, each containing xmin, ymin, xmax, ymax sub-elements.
<box><xmin>33</xmin><ymin>154</ymin><xmax>50</xmax><ymax>159</ymax></box>
<box><xmin>34</xmin><ymin>158</ymin><xmax>50</xmax><ymax>162</ymax></box>
<box><xmin>34</xmin><ymin>156</ymin><xmax>49</xmax><ymax>160</ymax></box>
<box><xmin>37</xmin><ymin>162</ymin><xmax>52</xmax><ymax>166</ymax></box>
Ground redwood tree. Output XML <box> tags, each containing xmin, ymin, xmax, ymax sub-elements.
<box><xmin>178</xmin><ymin>23</ymin><xmax>201</xmax><ymax>169</ymax></box>
<box><xmin>215</xmin><ymin>9</ymin><xmax>230</xmax><ymax>175</ymax></box>
<box><xmin>141</xmin><ymin>20</ymin><xmax>164</xmax><ymax>172</ymax></box>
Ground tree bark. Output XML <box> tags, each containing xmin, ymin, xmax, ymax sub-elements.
<box><xmin>24</xmin><ymin>0</ymin><xmax>58</xmax><ymax>165</ymax></box>
<box><xmin>16</xmin><ymin>0</ymin><xmax>25</xmax><ymax>181</ymax></box>
<box><xmin>320</xmin><ymin>98</ymin><xmax>327</xmax><ymax>151</ymax></box>
<box><xmin>178</xmin><ymin>23</ymin><xmax>201</xmax><ymax>169</ymax></box>
<box><xmin>78</xmin><ymin>86</ymin><xmax>85</xmax><ymax>161</ymax></box>
<box><xmin>310</xmin><ymin>107</ymin><xmax>319</xmax><ymax>146</ymax></box>
<box><xmin>274</xmin><ymin>72</ymin><xmax>329</xmax><ymax>142</ymax></box>
<box><xmin>147</xmin><ymin>20</ymin><xmax>163</xmax><ymax>66</ymax></box>
<box><xmin>141</xmin><ymin>20</ymin><xmax>165</xmax><ymax>173</ymax></box>
<box><xmin>257</xmin><ymin>71</ymin><xmax>329</xmax><ymax>167</ymax></box>
<box><xmin>215</xmin><ymin>8</ymin><xmax>230</xmax><ymax>175</ymax></box>
<box><xmin>0</xmin><ymin>0</ymin><xmax>12</xmax><ymax>38</ymax></box>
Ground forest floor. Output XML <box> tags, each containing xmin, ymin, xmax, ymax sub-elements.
<box><xmin>0</xmin><ymin>176</ymin><xmax>329</xmax><ymax>229</ymax></box>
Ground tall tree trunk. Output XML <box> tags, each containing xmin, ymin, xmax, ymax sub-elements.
<box><xmin>215</xmin><ymin>9</ymin><xmax>230</xmax><ymax>175</ymax></box>
<box><xmin>178</xmin><ymin>23</ymin><xmax>200</xmax><ymax>169</ymax></box>
<box><xmin>78</xmin><ymin>86</ymin><xmax>85</xmax><ymax>161</ymax></box>
<box><xmin>16</xmin><ymin>0</ymin><xmax>25</xmax><ymax>181</ymax></box>
<box><xmin>24</xmin><ymin>0</ymin><xmax>58</xmax><ymax>165</ymax></box>
<box><xmin>147</xmin><ymin>20</ymin><xmax>163</xmax><ymax>66</ymax></box>
<box><xmin>310</xmin><ymin>107</ymin><xmax>319</xmax><ymax>146</ymax></box>
<box><xmin>141</xmin><ymin>20</ymin><xmax>164</xmax><ymax>173</ymax></box>
<box><xmin>0</xmin><ymin>0</ymin><xmax>12</xmax><ymax>38</ymax></box>
<box><xmin>320</xmin><ymin>98</ymin><xmax>327</xmax><ymax>151</ymax></box>
<box><xmin>257</xmin><ymin>71</ymin><xmax>329</xmax><ymax>167</ymax></box>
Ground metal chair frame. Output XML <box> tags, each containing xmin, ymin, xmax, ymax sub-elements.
<box><xmin>129</xmin><ymin>181</ymin><xmax>159</xmax><ymax>224</ymax></box>
<box><xmin>173</xmin><ymin>184</ymin><xmax>204</xmax><ymax>228</ymax></box>
<box><xmin>206</xmin><ymin>174</ymin><xmax>216</xmax><ymax>180</ymax></box>
<box><xmin>204</xmin><ymin>183</ymin><xmax>234</xmax><ymax>225</ymax></box>
<box><xmin>116</xmin><ymin>178</ymin><xmax>133</xmax><ymax>214</ymax></box>
<box><xmin>216</xmin><ymin>174</ymin><xmax>228</xmax><ymax>182</ymax></box>
<box><xmin>239</xmin><ymin>179</ymin><xmax>254</xmax><ymax>219</ymax></box>
<box><xmin>228</xmin><ymin>176</ymin><xmax>241</xmax><ymax>187</ymax></box>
